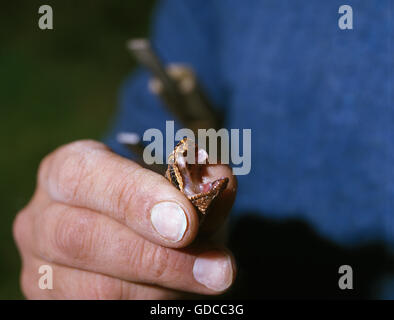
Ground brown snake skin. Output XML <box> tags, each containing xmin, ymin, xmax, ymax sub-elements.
<box><xmin>165</xmin><ymin>138</ymin><xmax>229</xmax><ymax>222</ymax></box>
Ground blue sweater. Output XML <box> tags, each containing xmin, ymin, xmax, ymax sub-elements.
<box><xmin>105</xmin><ymin>0</ymin><xmax>393</xmax><ymax>298</ymax></box>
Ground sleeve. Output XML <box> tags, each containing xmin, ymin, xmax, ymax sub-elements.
<box><xmin>103</xmin><ymin>0</ymin><xmax>226</xmax><ymax>159</ymax></box>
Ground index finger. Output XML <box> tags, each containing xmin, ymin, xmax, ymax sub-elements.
<box><xmin>38</xmin><ymin>140</ymin><xmax>200</xmax><ymax>248</ymax></box>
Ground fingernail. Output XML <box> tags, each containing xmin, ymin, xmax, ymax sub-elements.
<box><xmin>150</xmin><ymin>202</ymin><xmax>187</xmax><ymax>242</ymax></box>
<box><xmin>193</xmin><ymin>251</ymin><xmax>233</xmax><ymax>292</ymax></box>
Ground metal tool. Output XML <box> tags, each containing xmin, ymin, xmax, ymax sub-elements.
<box><xmin>126</xmin><ymin>38</ymin><xmax>221</xmax><ymax>132</ymax></box>
<box><xmin>118</xmin><ymin>38</ymin><xmax>221</xmax><ymax>169</ymax></box>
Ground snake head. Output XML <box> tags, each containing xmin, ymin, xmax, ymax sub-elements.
<box><xmin>165</xmin><ymin>138</ymin><xmax>229</xmax><ymax>217</ymax></box>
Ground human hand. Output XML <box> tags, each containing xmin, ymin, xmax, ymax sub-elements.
<box><xmin>13</xmin><ymin>140</ymin><xmax>237</xmax><ymax>299</ymax></box>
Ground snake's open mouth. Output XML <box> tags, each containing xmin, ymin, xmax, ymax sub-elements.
<box><xmin>166</xmin><ymin>138</ymin><xmax>229</xmax><ymax>215</ymax></box>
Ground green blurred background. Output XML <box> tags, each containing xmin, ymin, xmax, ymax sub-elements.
<box><xmin>0</xmin><ymin>0</ymin><xmax>156</xmax><ymax>299</ymax></box>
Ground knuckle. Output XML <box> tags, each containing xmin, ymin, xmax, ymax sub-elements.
<box><xmin>13</xmin><ymin>209</ymin><xmax>29</xmax><ymax>250</ymax></box>
<box><xmin>134</xmin><ymin>243</ymin><xmax>171</xmax><ymax>281</ymax></box>
<box><xmin>58</xmin><ymin>140</ymin><xmax>107</xmax><ymax>155</ymax></box>
<box><xmin>112</xmin><ymin>167</ymin><xmax>146</xmax><ymax>221</ymax></box>
<box><xmin>43</xmin><ymin>140</ymin><xmax>108</xmax><ymax>202</ymax></box>
<box><xmin>51</xmin><ymin>150</ymin><xmax>88</xmax><ymax>203</ymax></box>
<box><xmin>81</xmin><ymin>274</ymin><xmax>123</xmax><ymax>300</ymax></box>
<box><xmin>149</xmin><ymin>246</ymin><xmax>171</xmax><ymax>280</ymax></box>
<box><xmin>127</xmin><ymin>239</ymin><xmax>188</xmax><ymax>284</ymax></box>
<box><xmin>67</xmin><ymin>139</ymin><xmax>107</xmax><ymax>151</ymax></box>
<box><xmin>50</xmin><ymin>206</ymin><xmax>98</xmax><ymax>262</ymax></box>
<box><xmin>37</xmin><ymin>152</ymin><xmax>54</xmax><ymax>188</ymax></box>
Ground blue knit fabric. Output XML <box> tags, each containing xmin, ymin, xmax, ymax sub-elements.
<box><xmin>104</xmin><ymin>0</ymin><xmax>393</xmax><ymax>297</ymax></box>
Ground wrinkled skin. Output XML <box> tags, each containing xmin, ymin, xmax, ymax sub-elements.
<box><xmin>13</xmin><ymin>140</ymin><xmax>237</xmax><ymax>299</ymax></box>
